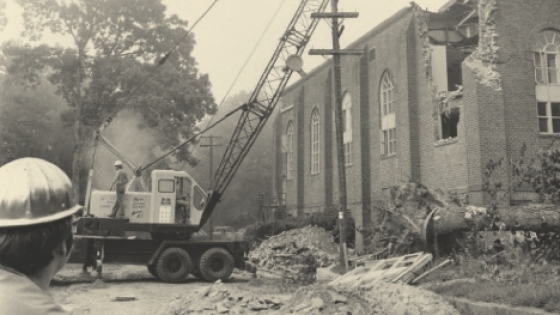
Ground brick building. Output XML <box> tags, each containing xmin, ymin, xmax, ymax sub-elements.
<box><xmin>272</xmin><ymin>0</ymin><xmax>560</xmax><ymax>251</ymax></box>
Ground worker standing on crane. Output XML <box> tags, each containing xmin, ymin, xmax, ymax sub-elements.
<box><xmin>0</xmin><ymin>158</ymin><xmax>82</xmax><ymax>315</ymax></box>
<box><xmin>108</xmin><ymin>160</ymin><xmax>128</xmax><ymax>218</ymax></box>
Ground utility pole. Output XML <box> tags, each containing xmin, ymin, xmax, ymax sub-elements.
<box><xmin>200</xmin><ymin>135</ymin><xmax>223</xmax><ymax>240</ymax></box>
<box><xmin>310</xmin><ymin>1</ymin><xmax>361</xmax><ymax>271</ymax></box>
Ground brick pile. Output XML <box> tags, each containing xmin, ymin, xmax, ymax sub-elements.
<box><xmin>249</xmin><ymin>226</ymin><xmax>339</xmax><ymax>268</ymax></box>
<box><xmin>270</xmin><ymin>253</ymin><xmax>318</xmax><ymax>286</ymax></box>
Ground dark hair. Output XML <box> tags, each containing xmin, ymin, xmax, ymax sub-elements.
<box><xmin>0</xmin><ymin>216</ymin><xmax>73</xmax><ymax>275</ymax></box>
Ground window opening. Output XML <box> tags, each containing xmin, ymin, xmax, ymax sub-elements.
<box><xmin>380</xmin><ymin>71</ymin><xmax>396</xmax><ymax>156</ymax></box>
<box><xmin>286</xmin><ymin>121</ymin><xmax>294</xmax><ymax>179</ymax></box>
<box><xmin>311</xmin><ymin>109</ymin><xmax>320</xmax><ymax>174</ymax></box>
<box><xmin>535</xmin><ymin>30</ymin><xmax>560</xmax><ymax>134</ymax></box>
<box><xmin>158</xmin><ymin>179</ymin><xmax>175</xmax><ymax>193</ymax></box>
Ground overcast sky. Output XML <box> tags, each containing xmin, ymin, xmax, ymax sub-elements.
<box><xmin>0</xmin><ymin>0</ymin><xmax>450</xmax><ymax>105</ymax></box>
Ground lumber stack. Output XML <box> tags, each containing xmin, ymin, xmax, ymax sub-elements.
<box><xmin>329</xmin><ymin>252</ymin><xmax>432</xmax><ymax>289</ymax></box>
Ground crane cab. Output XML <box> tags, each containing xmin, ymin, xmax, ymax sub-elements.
<box><xmin>88</xmin><ymin>169</ymin><xmax>207</xmax><ymax>226</ymax></box>
<box><xmin>149</xmin><ymin>170</ymin><xmax>207</xmax><ymax>226</ymax></box>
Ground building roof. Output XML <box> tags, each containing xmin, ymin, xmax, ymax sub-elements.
<box><xmin>281</xmin><ymin>5</ymin><xmax>415</xmax><ymax>96</ymax></box>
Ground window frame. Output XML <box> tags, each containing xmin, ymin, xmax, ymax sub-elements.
<box><xmin>286</xmin><ymin>121</ymin><xmax>294</xmax><ymax>180</ymax></box>
<box><xmin>310</xmin><ymin>109</ymin><xmax>320</xmax><ymax>175</ymax></box>
<box><xmin>381</xmin><ymin>71</ymin><xmax>395</xmax><ymax>116</ymax></box>
<box><xmin>380</xmin><ymin>71</ymin><xmax>397</xmax><ymax>156</ymax></box>
<box><xmin>537</xmin><ymin>101</ymin><xmax>560</xmax><ymax>134</ymax></box>
<box><xmin>535</xmin><ymin>30</ymin><xmax>560</xmax><ymax>135</ymax></box>
<box><xmin>158</xmin><ymin>179</ymin><xmax>175</xmax><ymax>193</ymax></box>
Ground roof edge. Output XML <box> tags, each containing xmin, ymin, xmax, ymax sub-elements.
<box><xmin>282</xmin><ymin>6</ymin><xmax>415</xmax><ymax>96</ymax></box>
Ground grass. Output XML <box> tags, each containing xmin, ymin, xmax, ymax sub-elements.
<box><xmin>420</xmin><ymin>250</ymin><xmax>560</xmax><ymax>313</ymax></box>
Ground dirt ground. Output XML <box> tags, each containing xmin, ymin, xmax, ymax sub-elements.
<box><xmin>50</xmin><ymin>264</ymin><xmax>297</xmax><ymax>315</ymax></box>
<box><xmin>50</xmin><ymin>263</ymin><xmax>460</xmax><ymax>315</ymax></box>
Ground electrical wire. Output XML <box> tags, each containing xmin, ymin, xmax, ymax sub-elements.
<box><xmin>187</xmin><ymin>0</ymin><xmax>289</xmax><ymax>158</ymax></box>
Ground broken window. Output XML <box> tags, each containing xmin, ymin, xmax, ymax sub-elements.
<box><xmin>310</xmin><ymin>109</ymin><xmax>320</xmax><ymax>174</ymax></box>
<box><xmin>439</xmin><ymin>107</ymin><xmax>460</xmax><ymax>139</ymax></box>
<box><xmin>380</xmin><ymin>71</ymin><xmax>396</xmax><ymax>156</ymax></box>
<box><xmin>534</xmin><ymin>30</ymin><xmax>560</xmax><ymax>134</ymax></box>
<box><xmin>286</xmin><ymin>121</ymin><xmax>294</xmax><ymax>180</ymax></box>
<box><xmin>428</xmin><ymin>4</ymin><xmax>478</xmax><ymax>93</ymax></box>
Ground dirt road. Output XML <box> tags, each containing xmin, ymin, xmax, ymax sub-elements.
<box><xmin>50</xmin><ymin>263</ymin><xmax>459</xmax><ymax>315</ymax></box>
<box><xmin>50</xmin><ymin>264</ymin><xmax>292</xmax><ymax>315</ymax></box>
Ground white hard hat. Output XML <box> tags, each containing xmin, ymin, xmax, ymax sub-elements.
<box><xmin>114</xmin><ymin>160</ymin><xmax>123</xmax><ymax>167</ymax></box>
<box><xmin>0</xmin><ymin>158</ymin><xmax>83</xmax><ymax>227</ymax></box>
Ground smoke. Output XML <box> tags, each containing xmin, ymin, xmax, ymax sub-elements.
<box><xmin>82</xmin><ymin>109</ymin><xmax>162</xmax><ymax>191</ymax></box>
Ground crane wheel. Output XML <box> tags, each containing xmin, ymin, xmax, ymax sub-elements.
<box><xmin>156</xmin><ymin>247</ymin><xmax>192</xmax><ymax>283</ymax></box>
<box><xmin>199</xmin><ymin>247</ymin><xmax>234</xmax><ymax>282</ymax></box>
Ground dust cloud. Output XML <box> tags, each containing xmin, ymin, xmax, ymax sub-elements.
<box><xmin>82</xmin><ymin>109</ymin><xmax>162</xmax><ymax>192</ymax></box>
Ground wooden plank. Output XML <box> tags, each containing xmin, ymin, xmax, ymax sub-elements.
<box><xmin>392</xmin><ymin>254</ymin><xmax>433</xmax><ymax>284</ymax></box>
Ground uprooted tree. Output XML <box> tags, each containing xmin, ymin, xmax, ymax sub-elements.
<box><xmin>363</xmin><ymin>143</ymin><xmax>560</xmax><ymax>258</ymax></box>
<box><xmin>4</xmin><ymin>0</ymin><xmax>216</xmax><ymax>201</ymax></box>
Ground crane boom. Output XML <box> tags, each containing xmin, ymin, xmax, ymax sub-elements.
<box><xmin>199</xmin><ymin>0</ymin><xmax>329</xmax><ymax>229</ymax></box>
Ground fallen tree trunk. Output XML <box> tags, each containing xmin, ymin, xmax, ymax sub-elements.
<box><xmin>429</xmin><ymin>204</ymin><xmax>560</xmax><ymax>235</ymax></box>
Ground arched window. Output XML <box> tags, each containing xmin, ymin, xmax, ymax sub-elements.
<box><xmin>286</xmin><ymin>121</ymin><xmax>294</xmax><ymax>180</ymax></box>
<box><xmin>342</xmin><ymin>93</ymin><xmax>353</xmax><ymax>165</ymax></box>
<box><xmin>534</xmin><ymin>29</ymin><xmax>560</xmax><ymax>134</ymax></box>
<box><xmin>381</xmin><ymin>71</ymin><xmax>395</xmax><ymax>115</ymax></box>
<box><xmin>380</xmin><ymin>71</ymin><xmax>396</xmax><ymax>155</ymax></box>
<box><xmin>310</xmin><ymin>109</ymin><xmax>320</xmax><ymax>174</ymax></box>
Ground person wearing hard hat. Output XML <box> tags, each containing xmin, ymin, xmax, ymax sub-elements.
<box><xmin>0</xmin><ymin>158</ymin><xmax>82</xmax><ymax>314</ymax></box>
<box><xmin>108</xmin><ymin>160</ymin><xmax>128</xmax><ymax>218</ymax></box>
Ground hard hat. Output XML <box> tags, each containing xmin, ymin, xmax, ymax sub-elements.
<box><xmin>0</xmin><ymin>158</ymin><xmax>83</xmax><ymax>227</ymax></box>
<box><xmin>114</xmin><ymin>160</ymin><xmax>123</xmax><ymax>167</ymax></box>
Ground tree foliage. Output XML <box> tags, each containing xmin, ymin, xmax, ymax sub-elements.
<box><xmin>0</xmin><ymin>69</ymin><xmax>73</xmax><ymax>173</ymax></box>
<box><xmin>4</xmin><ymin>0</ymin><xmax>216</xmax><ymax>196</ymax></box>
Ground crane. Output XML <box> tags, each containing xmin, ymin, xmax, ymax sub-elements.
<box><xmin>72</xmin><ymin>0</ymin><xmax>330</xmax><ymax>284</ymax></box>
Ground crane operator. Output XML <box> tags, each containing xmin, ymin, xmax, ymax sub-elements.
<box><xmin>108</xmin><ymin>160</ymin><xmax>128</xmax><ymax>218</ymax></box>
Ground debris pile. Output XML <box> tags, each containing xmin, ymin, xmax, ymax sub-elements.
<box><xmin>269</xmin><ymin>253</ymin><xmax>318</xmax><ymax>286</ymax></box>
<box><xmin>249</xmin><ymin>226</ymin><xmax>339</xmax><ymax>268</ymax></box>
<box><xmin>156</xmin><ymin>281</ymin><xmax>286</xmax><ymax>315</ymax></box>
<box><xmin>157</xmin><ymin>281</ymin><xmax>372</xmax><ymax>315</ymax></box>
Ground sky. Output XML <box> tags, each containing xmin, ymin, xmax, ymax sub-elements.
<box><xmin>0</xmin><ymin>0</ymin><xmax>450</xmax><ymax>105</ymax></box>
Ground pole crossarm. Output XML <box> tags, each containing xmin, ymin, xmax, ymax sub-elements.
<box><xmin>200</xmin><ymin>0</ymin><xmax>330</xmax><ymax>229</ymax></box>
<box><xmin>310</xmin><ymin>12</ymin><xmax>359</xmax><ymax>18</ymax></box>
<box><xmin>309</xmin><ymin>49</ymin><xmax>364</xmax><ymax>55</ymax></box>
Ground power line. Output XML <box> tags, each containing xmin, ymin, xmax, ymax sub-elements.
<box><xmin>188</xmin><ymin>0</ymin><xmax>288</xmax><ymax>158</ymax></box>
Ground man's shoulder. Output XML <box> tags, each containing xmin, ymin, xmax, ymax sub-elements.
<box><xmin>0</xmin><ymin>271</ymin><xmax>70</xmax><ymax>315</ymax></box>
<box><xmin>0</xmin><ymin>290</ymin><xmax>70</xmax><ymax>315</ymax></box>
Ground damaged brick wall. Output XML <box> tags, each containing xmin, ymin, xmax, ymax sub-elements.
<box><xmin>416</xmin><ymin>11</ymin><xmax>433</xmax><ymax>81</ymax></box>
<box><xmin>464</xmin><ymin>0</ymin><xmax>501</xmax><ymax>91</ymax></box>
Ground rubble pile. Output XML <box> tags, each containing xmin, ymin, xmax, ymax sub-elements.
<box><xmin>269</xmin><ymin>253</ymin><xmax>318</xmax><ymax>286</ymax></box>
<box><xmin>340</xmin><ymin>282</ymin><xmax>460</xmax><ymax>315</ymax></box>
<box><xmin>156</xmin><ymin>281</ymin><xmax>370</xmax><ymax>315</ymax></box>
<box><xmin>249</xmin><ymin>226</ymin><xmax>339</xmax><ymax>268</ymax></box>
<box><xmin>156</xmin><ymin>281</ymin><xmax>287</xmax><ymax>315</ymax></box>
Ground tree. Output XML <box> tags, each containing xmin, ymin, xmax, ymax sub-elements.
<box><xmin>5</xmin><ymin>0</ymin><xmax>216</xmax><ymax>200</ymax></box>
<box><xmin>0</xmin><ymin>0</ymin><xmax>6</xmax><ymax>32</ymax></box>
<box><xmin>0</xmin><ymin>69</ymin><xmax>73</xmax><ymax>173</ymax></box>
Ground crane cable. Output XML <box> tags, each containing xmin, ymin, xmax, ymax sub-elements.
<box><xmin>167</xmin><ymin>0</ymin><xmax>289</xmax><ymax>166</ymax></box>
